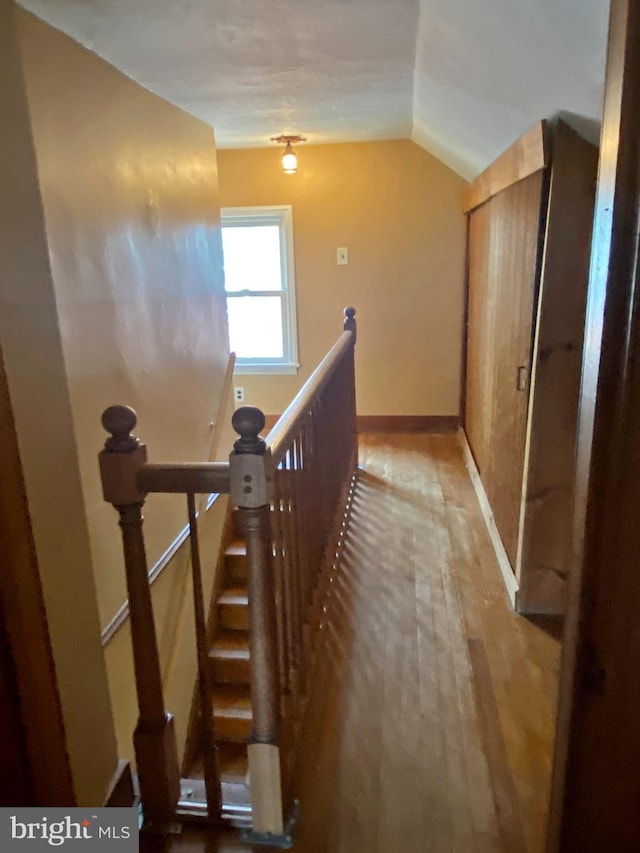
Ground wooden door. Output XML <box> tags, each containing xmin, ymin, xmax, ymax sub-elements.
<box><xmin>549</xmin><ymin>1</ymin><xmax>640</xmax><ymax>847</ymax></box>
<box><xmin>0</xmin><ymin>343</ymin><xmax>74</xmax><ymax>805</ymax></box>
<box><xmin>0</xmin><ymin>613</ymin><xmax>35</xmax><ymax>805</ymax></box>
<box><xmin>465</xmin><ymin>171</ymin><xmax>546</xmax><ymax>567</ymax></box>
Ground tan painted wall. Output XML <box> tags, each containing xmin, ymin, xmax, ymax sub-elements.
<box><xmin>0</xmin><ymin>1</ymin><xmax>117</xmax><ymax>806</ymax></box>
<box><xmin>217</xmin><ymin>141</ymin><xmax>468</xmax><ymax>416</ymax></box>
<box><xmin>18</xmin><ymin>10</ymin><xmax>230</xmax><ymax>630</ymax></box>
<box><xmin>0</xmin><ymin>6</ymin><xmax>233</xmax><ymax>797</ymax></box>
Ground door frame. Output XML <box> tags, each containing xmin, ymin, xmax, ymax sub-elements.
<box><xmin>548</xmin><ymin>0</ymin><xmax>640</xmax><ymax>847</ymax></box>
<box><xmin>0</xmin><ymin>341</ymin><xmax>74</xmax><ymax>805</ymax></box>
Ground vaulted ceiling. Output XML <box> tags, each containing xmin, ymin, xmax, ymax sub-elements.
<box><xmin>18</xmin><ymin>0</ymin><xmax>610</xmax><ymax>178</ymax></box>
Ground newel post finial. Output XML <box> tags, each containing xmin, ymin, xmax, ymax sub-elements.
<box><xmin>344</xmin><ymin>306</ymin><xmax>357</xmax><ymax>339</ymax></box>
<box><xmin>102</xmin><ymin>405</ymin><xmax>139</xmax><ymax>453</ymax></box>
<box><xmin>232</xmin><ymin>406</ymin><xmax>267</xmax><ymax>456</ymax></box>
<box><xmin>99</xmin><ymin>405</ymin><xmax>147</xmax><ymax>507</ymax></box>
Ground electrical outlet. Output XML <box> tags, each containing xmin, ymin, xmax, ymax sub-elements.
<box><xmin>234</xmin><ymin>387</ymin><xmax>245</xmax><ymax>403</ymax></box>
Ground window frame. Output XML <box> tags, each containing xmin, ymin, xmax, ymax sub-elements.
<box><xmin>221</xmin><ymin>205</ymin><xmax>299</xmax><ymax>375</ymax></box>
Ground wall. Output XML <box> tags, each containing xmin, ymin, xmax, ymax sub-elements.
<box><xmin>18</xmin><ymin>10</ymin><xmax>230</xmax><ymax>629</ymax></box>
<box><xmin>0</xmin><ymin>0</ymin><xmax>117</xmax><ymax>806</ymax></box>
<box><xmin>0</xmin><ymin>5</ymin><xmax>233</xmax><ymax>796</ymax></box>
<box><xmin>217</xmin><ymin>140</ymin><xmax>468</xmax><ymax>417</ymax></box>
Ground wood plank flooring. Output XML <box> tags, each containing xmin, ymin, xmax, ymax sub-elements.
<box><xmin>141</xmin><ymin>433</ymin><xmax>561</xmax><ymax>852</ymax></box>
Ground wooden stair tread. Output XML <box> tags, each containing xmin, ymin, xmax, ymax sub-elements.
<box><xmin>225</xmin><ymin>539</ymin><xmax>247</xmax><ymax>556</ymax></box>
<box><xmin>213</xmin><ymin>685</ymin><xmax>252</xmax><ymax>719</ymax></box>
<box><xmin>218</xmin><ymin>742</ymin><xmax>249</xmax><ymax>782</ymax></box>
<box><xmin>187</xmin><ymin>743</ymin><xmax>248</xmax><ymax>784</ymax></box>
<box><xmin>210</xmin><ymin>631</ymin><xmax>250</xmax><ymax>660</ymax></box>
<box><xmin>218</xmin><ymin>586</ymin><xmax>248</xmax><ymax>606</ymax></box>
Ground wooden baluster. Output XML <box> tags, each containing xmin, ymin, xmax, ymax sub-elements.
<box><xmin>185</xmin><ymin>492</ymin><xmax>222</xmax><ymax>820</ymax></box>
<box><xmin>229</xmin><ymin>407</ymin><xmax>286</xmax><ymax>841</ymax></box>
<box><xmin>285</xmin><ymin>443</ymin><xmax>302</xmax><ymax>670</ymax></box>
<box><xmin>278</xmin><ymin>463</ymin><xmax>297</xmax><ymax>685</ymax></box>
<box><xmin>290</xmin><ymin>433</ymin><xmax>308</xmax><ymax>680</ymax></box>
<box><xmin>269</xmin><ymin>482</ymin><xmax>290</xmax><ymax>697</ymax></box>
<box><xmin>282</xmin><ymin>448</ymin><xmax>301</xmax><ymax>673</ymax></box>
<box><xmin>99</xmin><ymin>406</ymin><xmax>180</xmax><ymax>826</ymax></box>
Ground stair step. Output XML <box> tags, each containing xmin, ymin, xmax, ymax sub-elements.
<box><xmin>224</xmin><ymin>540</ymin><xmax>248</xmax><ymax>582</ymax></box>
<box><xmin>218</xmin><ymin>586</ymin><xmax>249</xmax><ymax>630</ymax></box>
<box><xmin>185</xmin><ymin>743</ymin><xmax>248</xmax><ymax>785</ymax></box>
<box><xmin>213</xmin><ymin>685</ymin><xmax>252</xmax><ymax>742</ymax></box>
<box><xmin>210</xmin><ymin>630</ymin><xmax>251</xmax><ymax>684</ymax></box>
<box><xmin>218</xmin><ymin>742</ymin><xmax>249</xmax><ymax>783</ymax></box>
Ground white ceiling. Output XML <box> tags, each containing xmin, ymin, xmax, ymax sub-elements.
<box><xmin>18</xmin><ymin>0</ymin><xmax>610</xmax><ymax>178</ymax></box>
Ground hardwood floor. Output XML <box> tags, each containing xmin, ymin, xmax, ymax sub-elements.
<box><xmin>142</xmin><ymin>433</ymin><xmax>560</xmax><ymax>852</ymax></box>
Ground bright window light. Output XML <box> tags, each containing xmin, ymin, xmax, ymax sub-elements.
<box><xmin>221</xmin><ymin>206</ymin><xmax>298</xmax><ymax>374</ymax></box>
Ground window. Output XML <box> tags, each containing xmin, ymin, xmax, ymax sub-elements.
<box><xmin>221</xmin><ymin>205</ymin><xmax>298</xmax><ymax>374</ymax></box>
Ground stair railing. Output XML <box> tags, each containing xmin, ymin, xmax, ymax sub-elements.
<box><xmin>98</xmin><ymin>307</ymin><xmax>357</xmax><ymax>842</ymax></box>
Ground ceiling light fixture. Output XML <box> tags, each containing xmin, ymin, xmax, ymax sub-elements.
<box><xmin>271</xmin><ymin>134</ymin><xmax>307</xmax><ymax>174</ymax></box>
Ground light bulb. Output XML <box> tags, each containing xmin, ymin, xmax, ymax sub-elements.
<box><xmin>282</xmin><ymin>143</ymin><xmax>298</xmax><ymax>174</ymax></box>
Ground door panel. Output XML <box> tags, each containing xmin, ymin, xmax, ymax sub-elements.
<box><xmin>465</xmin><ymin>172</ymin><xmax>546</xmax><ymax>567</ymax></box>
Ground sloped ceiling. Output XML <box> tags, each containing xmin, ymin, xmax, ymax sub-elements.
<box><xmin>413</xmin><ymin>0</ymin><xmax>610</xmax><ymax>176</ymax></box>
<box><xmin>18</xmin><ymin>0</ymin><xmax>610</xmax><ymax>178</ymax></box>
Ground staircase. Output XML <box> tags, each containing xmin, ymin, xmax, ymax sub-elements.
<box><xmin>99</xmin><ymin>307</ymin><xmax>358</xmax><ymax>835</ymax></box>
<box><xmin>205</xmin><ymin>509</ymin><xmax>252</xmax><ymax>787</ymax></box>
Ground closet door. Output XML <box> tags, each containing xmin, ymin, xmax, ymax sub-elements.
<box><xmin>465</xmin><ymin>171</ymin><xmax>546</xmax><ymax>568</ymax></box>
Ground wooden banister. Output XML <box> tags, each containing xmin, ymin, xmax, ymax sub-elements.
<box><xmin>99</xmin><ymin>405</ymin><xmax>181</xmax><ymax>825</ymax></box>
<box><xmin>137</xmin><ymin>462</ymin><xmax>231</xmax><ymax>494</ymax></box>
<box><xmin>266</xmin><ymin>307</ymin><xmax>357</xmax><ymax>465</ymax></box>
<box><xmin>98</xmin><ymin>308</ymin><xmax>358</xmax><ymax>842</ymax></box>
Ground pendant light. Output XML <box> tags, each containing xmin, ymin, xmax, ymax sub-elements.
<box><xmin>271</xmin><ymin>135</ymin><xmax>307</xmax><ymax>174</ymax></box>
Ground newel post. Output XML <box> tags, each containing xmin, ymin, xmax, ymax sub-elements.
<box><xmin>230</xmin><ymin>407</ymin><xmax>286</xmax><ymax>840</ymax></box>
<box><xmin>343</xmin><ymin>307</ymin><xmax>358</xmax><ymax>460</ymax></box>
<box><xmin>99</xmin><ymin>406</ymin><xmax>180</xmax><ymax>826</ymax></box>
<box><xmin>343</xmin><ymin>305</ymin><xmax>357</xmax><ymax>341</ymax></box>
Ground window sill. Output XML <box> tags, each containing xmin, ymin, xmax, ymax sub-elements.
<box><xmin>234</xmin><ymin>363</ymin><xmax>300</xmax><ymax>376</ymax></box>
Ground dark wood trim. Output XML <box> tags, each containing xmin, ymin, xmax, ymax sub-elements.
<box><xmin>462</xmin><ymin>120</ymin><xmax>550</xmax><ymax>213</ymax></box>
<box><xmin>357</xmin><ymin>415</ymin><xmax>459</xmax><ymax>433</ymax></box>
<box><xmin>0</xmin><ymin>343</ymin><xmax>74</xmax><ymax>806</ymax></box>
<box><xmin>549</xmin><ymin>1</ymin><xmax>640</xmax><ymax>849</ymax></box>
<box><xmin>103</xmin><ymin>760</ymin><xmax>135</xmax><ymax>807</ymax></box>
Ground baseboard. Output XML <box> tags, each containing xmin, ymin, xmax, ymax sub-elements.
<box><xmin>357</xmin><ymin>415</ymin><xmax>459</xmax><ymax>433</ymax></box>
<box><xmin>457</xmin><ymin>428</ymin><xmax>519</xmax><ymax>609</ymax></box>
<box><xmin>103</xmin><ymin>759</ymin><xmax>135</xmax><ymax>807</ymax></box>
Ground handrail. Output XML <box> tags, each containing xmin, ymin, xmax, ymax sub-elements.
<box><xmin>137</xmin><ymin>462</ymin><xmax>230</xmax><ymax>494</ymax></box>
<box><xmin>266</xmin><ymin>329</ymin><xmax>354</xmax><ymax>466</ymax></box>
<box><xmin>98</xmin><ymin>306</ymin><xmax>358</xmax><ymax>840</ymax></box>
